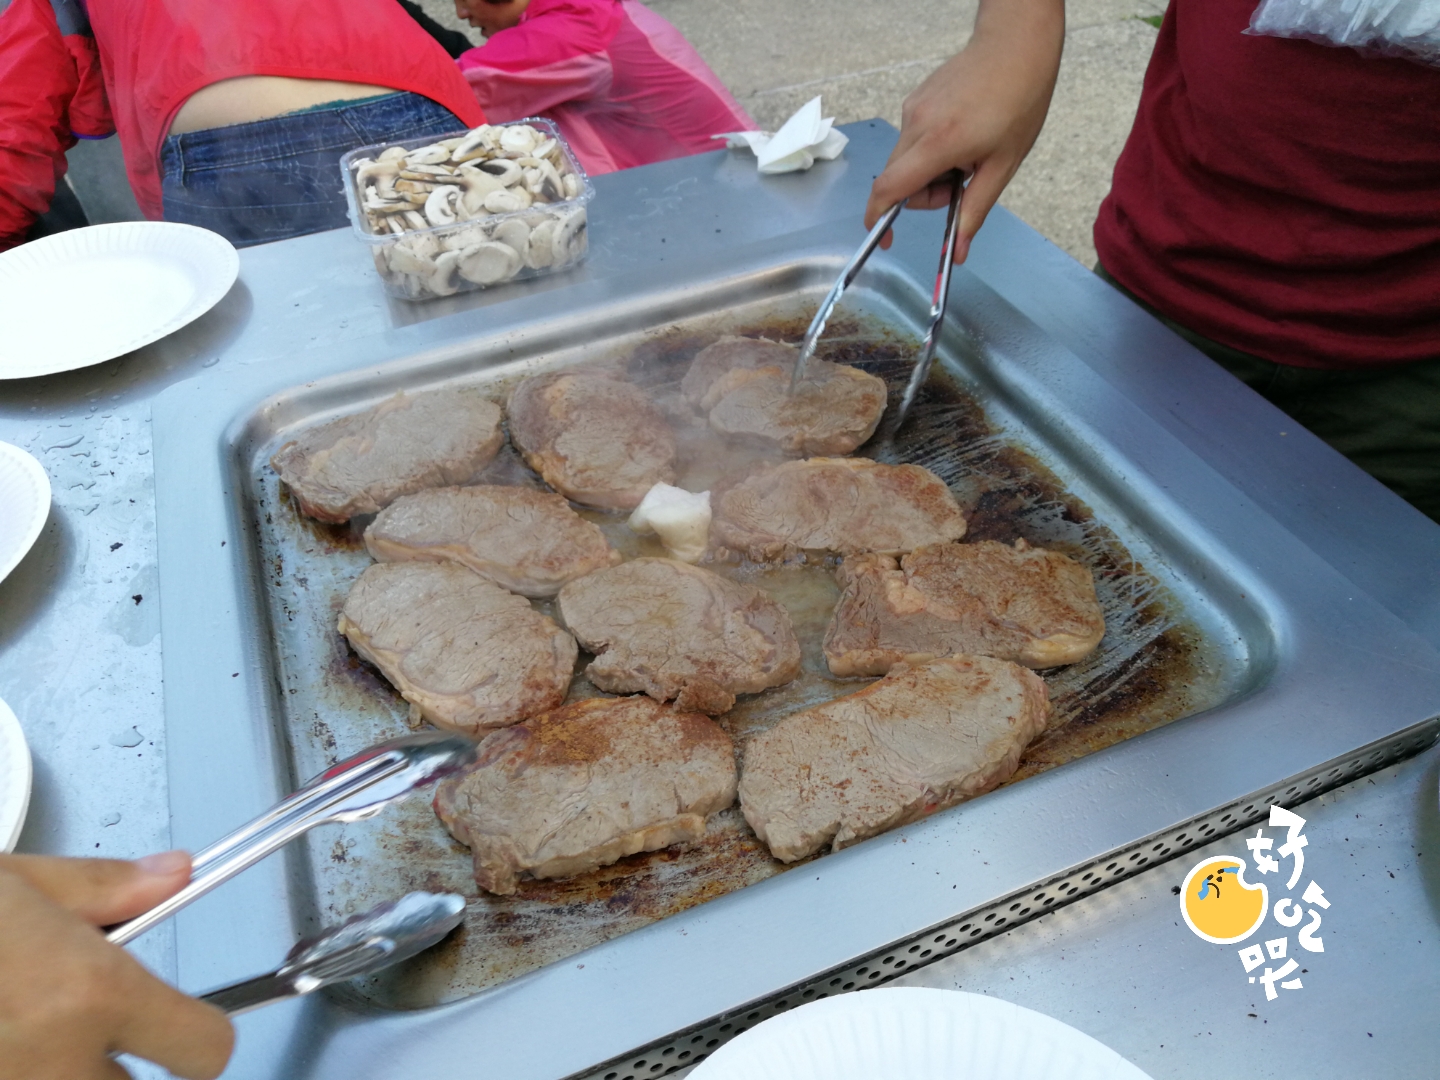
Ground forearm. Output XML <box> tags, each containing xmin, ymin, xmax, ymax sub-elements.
<box><xmin>972</xmin><ymin>0</ymin><xmax>1065</xmax><ymax>55</ymax></box>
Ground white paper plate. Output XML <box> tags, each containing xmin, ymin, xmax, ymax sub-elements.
<box><xmin>690</xmin><ymin>988</ymin><xmax>1154</xmax><ymax>1080</ymax></box>
<box><xmin>0</xmin><ymin>222</ymin><xmax>238</xmax><ymax>378</ymax></box>
<box><xmin>0</xmin><ymin>697</ymin><xmax>31</xmax><ymax>852</ymax></box>
<box><xmin>0</xmin><ymin>440</ymin><xmax>50</xmax><ymax>584</ymax></box>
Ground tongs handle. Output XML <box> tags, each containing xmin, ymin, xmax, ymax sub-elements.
<box><xmin>106</xmin><ymin>753</ymin><xmax>405</xmax><ymax>946</ymax></box>
<box><xmin>792</xmin><ymin>201</ymin><xmax>905</xmax><ymax>387</ymax></box>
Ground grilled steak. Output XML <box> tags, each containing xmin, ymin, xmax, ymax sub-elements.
<box><xmin>824</xmin><ymin>540</ymin><xmax>1106</xmax><ymax>675</ymax></box>
<box><xmin>739</xmin><ymin>655</ymin><xmax>1049</xmax><ymax>862</ymax></box>
<box><xmin>556</xmin><ymin>558</ymin><xmax>801</xmax><ymax>714</ymax></box>
<box><xmin>508</xmin><ymin>372</ymin><xmax>677</xmax><ymax>510</ymax></box>
<box><xmin>364</xmin><ymin>485</ymin><xmax>621</xmax><ymax>598</ymax></box>
<box><xmin>681</xmin><ymin>336</ymin><xmax>886</xmax><ymax>456</ymax></box>
<box><xmin>433</xmin><ymin>695</ymin><xmax>738</xmax><ymax>894</ymax></box>
<box><xmin>711</xmin><ymin>457</ymin><xmax>967</xmax><ymax>561</ymax></box>
<box><xmin>271</xmin><ymin>388</ymin><xmax>503</xmax><ymax>523</ymax></box>
<box><xmin>338</xmin><ymin>562</ymin><xmax>576</xmax><ymax>735</ymax></box>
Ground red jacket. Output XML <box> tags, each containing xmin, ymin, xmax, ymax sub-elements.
<box><xmin>1094</xmin><ymin>0</ymin><xmax>1440</xmax><ymax>369</ymax></box>
<box><xmin>0</xmin><ymin>0</ymin><xmax>485</xmax><ymax>248</ymax></box>
<box><xmin>457</xmin><ymin>0</ymin><xmax>752</xmax><ymax>175</ymax></box>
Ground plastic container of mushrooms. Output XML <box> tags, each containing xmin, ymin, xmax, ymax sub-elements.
<box><xmin>341</xmin><ymin>118</ymin><xmax>594</xmax><ymax>301</ymax></box>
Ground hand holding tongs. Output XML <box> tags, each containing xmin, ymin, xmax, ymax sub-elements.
<box><xmin>107</xmin><ymin>731</ymin><xmax>476</xmax><ymax>946</ymax></box>
<box><xmin>792</xmin><ymin>171</ymin><xmax>965</xmax><ymax>426</ymax></box>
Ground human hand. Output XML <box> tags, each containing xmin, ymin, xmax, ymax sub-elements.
<box><xmin>865</xmin><ymin>0</ymin><xmax>1065</xmax><ymax>264</ymax></box>
<box><xmin>0</xmin><ymin>851</ymin><xmax>234</xmax><ymax>1080</ymax></box>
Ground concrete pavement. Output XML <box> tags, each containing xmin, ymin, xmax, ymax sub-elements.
<box><xmin>66</xmin><ymin>1</ymin><xmax>1163</xmax><ymax>269</ymax></box>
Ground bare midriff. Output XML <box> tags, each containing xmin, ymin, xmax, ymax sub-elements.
<box><xmin>169</xmin><ymin>76</ymin><xmax>400</xmax><ymax>136</ymax></box>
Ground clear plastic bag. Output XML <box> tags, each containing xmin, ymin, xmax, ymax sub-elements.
<box><xmin>1246</xmin><ymin>0</ymin><xmax>1440</xmax><ymax>65</ymax></box>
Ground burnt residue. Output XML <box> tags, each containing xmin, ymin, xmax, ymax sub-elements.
<box><xmin>248</xmin><ymin>308</ymin><xmax>1234</xmax><ymax>1011</ymax></box>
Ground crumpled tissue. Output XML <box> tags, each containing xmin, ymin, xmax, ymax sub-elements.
<box><xmin>714</xmin><ymin>95</ymin><xmax>849</xmax><ymax>174</ymax></box>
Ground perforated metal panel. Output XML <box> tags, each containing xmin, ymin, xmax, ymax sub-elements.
<box><xmin>576</xmin><ymin>718</ymin><xmax>1440</xmax><ymax>1080</ymax></box>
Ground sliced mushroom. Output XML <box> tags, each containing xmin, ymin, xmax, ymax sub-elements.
<box><xmin>424</xmin><ymin>185</ymin><xmax>462</xmax><ymax>227</ymax></box>
<box><xmin>451</xmin><ymin>124</ymin><xmax>502</xmax><ymax>164</ymax></box>
<box><xmin>525</xmin><ymin>159</ymin><xmax>565</xmax><ymax>203</ymax></box>
<box><xmin>457</xmin><ymin>241</ymin><xmax>523</xmax><ymax>285</ymax></box>
<box><xmin>437</xmin><ymin>136</ymin><xmax>467</xmax><ymax>151</ymax></box>
<box><xmin>394</xmin><ymin>179</ymin><xmax>438</xmax><ymax>196</ymax></box>
<box><xmin>562</xmin><ymin>173</ymin><xmax>583</xmax><ymax>201</ymax></box>
<box><xmin>349</xmin><ymin>156</ymin><xmax>375</xmax><ymax>173</ymax></box>
<box><xmin>427</xmin><ymin>249</ymin><xmax>466</xmax><ymax>296</ymax></box>
<box><xmin>378</xmin><ymin>146</ymin><xmax>409</xmax><ymax>162</ymax></box>
<box><xmin>499</xmin><ymin>125</ymin><xmax>540</xmax><ymax>157</ymax></box>
<box><xmin>482</xmin><ymin>188</ymin><xmax>530</xmax><ymax>214</ymax></box>
<box><xmin>552</xmin><ymin>208</ymin><xmax>587</xmax><ymax>265</ymax></box>
<box><xmin>402</xmin><ymin>210</ymin><xmax>429</xmax><ymax>231</ymax></box>
<box><xmin>363</xmin><ymin>191</ymin><xmax>409</xmax><ymax>215</ymax></box>
<box><xmin>532</xmin><ymin>137</ymin><xmax>557</xmax><ymax>161</ymax></box>
<box><xmin>356</xmin><ymin>159</ymin><xmax>402</xmax><ymax>200</ymax></box>
<box><xmin>455</xmin><ymin>170</ymin><xmax>506</xmax><ymax>217</ymax></box>
<box><xmin>476</xmin><ymin>158</ymin><xmax>523</xmax><ymax>187</ymax></box>
<box><xmin>493</xmin><ymin>218</ymin><xmax>531</xmax><ymax>263</ymax></box>
<box><xmin>407</xmin><ymin>144</ymin><xmax>452</xmax><ymax>166</ymax></box>
<box><xmin>440</xmin><ymin>224</ymin><xmax>488</xmax><ymax>252</ymax></box>
<box><xmin>387</xmin><ymin>243</ymin><xmax>429</xmax><ymax>277</ymax></box>
<box><xmin>400</xmin><ymin>165</ymin><xmax>457</xmax><ymax>181</ymax></box>
<box><xmin>525</xmin><ymin>218</ymin><xmax>557</xmax><ymax>269</ymax></box>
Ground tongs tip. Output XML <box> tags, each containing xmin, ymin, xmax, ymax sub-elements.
<box><xmin>792</xmin><ymin>173</ymin><xmax>963</xmax><ymax>424</ymax></box>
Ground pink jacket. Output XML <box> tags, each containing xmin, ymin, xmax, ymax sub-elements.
<box><xmin>457</xmin><ymin>0</ymin><xmax>753</xmax><ymax>175</ymax></box>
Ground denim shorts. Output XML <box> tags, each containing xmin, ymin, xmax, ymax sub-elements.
<box><xmin>160</xmin><ymin>91</ymin><xmax>465</xmax><ymax>248</ymax></box>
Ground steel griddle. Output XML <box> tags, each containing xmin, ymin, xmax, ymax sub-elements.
<box><xmin>150</xmin><ymin>195</ymin><xmax>1440</xmax><ymax>1078</ymax></box>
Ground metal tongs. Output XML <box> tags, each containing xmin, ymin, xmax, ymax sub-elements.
<box><xmin>792</xmin><ymin>171</ymin><xmax>965</xmax><ymax>426</ymax></box>
<box><xmin>107</xmin><ymin>731</ymin><xmax>476</xmax><ymax>946</ymax></box>
<box><xmin>199</xmin><ymin>891</ymin><xmax>467</xmax><ymax>1015</ymax></box>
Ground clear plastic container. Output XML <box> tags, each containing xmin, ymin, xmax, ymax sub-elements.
<box><xmin>341</xmin><ymin>118</ymin><xmax>594</xmax><ymax>301</ymax></box>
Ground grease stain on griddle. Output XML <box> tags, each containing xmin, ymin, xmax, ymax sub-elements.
<box><xmin>247</xmin><ymin>305</ymin><xmax>1233</xmax><ymax>1011</ymax></box>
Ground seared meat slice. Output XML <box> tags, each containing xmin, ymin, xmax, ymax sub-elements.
<box><xmin>739</xmin><ymin>655</ymin><xmax>1049</xmax><ymax>862</ymax></box>
<box><xmin>433</xmin><ymin>696</ymin><xmax>737</xmax><ymax>894</ymax></box>
<box><xmin>711</xmin><ymin>457</ymin><xmax>967</xmax><ymax>561</ymax></box>
<box><xmin>364</xmin><ymin>485</ymin><xmax>621</xmax><ymax>598</ymax></box>
<box><xmin>508</xmin><ymin>372</ymin><xmax>676</xmax><ymax>510</ymax></box>
<box><xmin>681</xmin><ymin>336</ymin><xmax>886</xmax><ymax>456</ymax></box>
<box><xmin>824</xmin><ymin>540</ymin><xmax>1106</xmax><ymax>675</ymax></box>
<box><xmin>556</xmin><ymin>558</ymin><xmax>801</xmax><ymax>714</ymax></box>
<box><xmin>681</xmin><ymin>336</ymin><xmax>800</xmax><ymax>410</ymax></box>
<box><xmin>338</xmin><ymin>562</ymin><xmax>576</xmax><ymax>735</ymax></box>
<box><xmin>271</xmin><ymin>388</ymin><xmax>503</xmax><ymax>523</ymax></box>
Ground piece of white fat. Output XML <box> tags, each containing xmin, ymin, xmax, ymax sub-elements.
<box><xmin>628</xmin><ymin>483</ymin><xmax>711</xmax><ymax>563</ymax></box>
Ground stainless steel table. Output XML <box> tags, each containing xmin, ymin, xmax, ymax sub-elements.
<box><xmin>2</xmin><ymin>121</ymin><xmax>1437</xmax><ymax>1079</ymax></box>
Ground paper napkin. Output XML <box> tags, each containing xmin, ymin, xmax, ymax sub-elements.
<box><xmin>714</xmin><ymin>96</ymin><xmax>849</xmax><ymax>174</ymax></box>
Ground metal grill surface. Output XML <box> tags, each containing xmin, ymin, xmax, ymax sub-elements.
<box><xmin>241</xmin><ymin>289</ymin><xmax>1254</xmax><ymax>1009</ymax></box>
